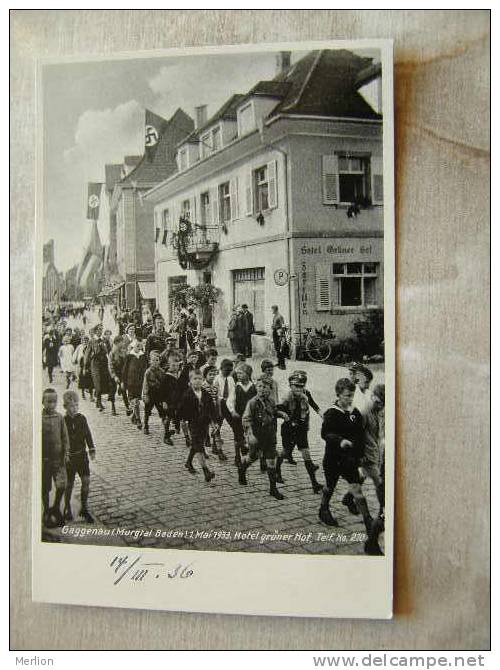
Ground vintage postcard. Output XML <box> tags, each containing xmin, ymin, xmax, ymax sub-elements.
<box><xmin>32</xmin><ymin>39</ymin><xmax>395</xmax><ymax>618</ymax></box>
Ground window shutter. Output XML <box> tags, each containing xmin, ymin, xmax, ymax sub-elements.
<box><xmin>267</xmin><ymin>160</ymin><xmax>277</xmax><ymax>209</ymax></box>
<box><xmin>315</xmin><ymin>268</ymin><xmax>331</xmax><ymax>311</ymax></box>
<box><xmin>322</xmin><ymin>155</ymin><xmax>339</xmax><ymax>205</ymax></box>
<box><xmin>212</xmin><ymin>186</ymin><xmax>219</xmax><ymax>225</ymax></box>
<box><xmin>155</xmin><ymin>227</ymin><xmax>160</xmax><ymax>243</ymax></box>
<box><xmin>161</xmin><ymin>229</ymin><xmax>168</xmax><ymax>245</ymax></box>
<box><xmin>230</xmin><ymin>177</ymin><xmax>239</xmax><ymax>220</ymax></box>
<box><xmin>245</xmin><ymin>171</ymin><xmax>253</xmax><ymax>216</ymax></box>
<box><xmin>190</xmin><ymin>195</ymin><xmax>196</xmax><ymax>223</ymax></box>
<box><xmin>371</xmin><ymin>155</ymin><xmax>384</xmax><ymax>204</ymax></box>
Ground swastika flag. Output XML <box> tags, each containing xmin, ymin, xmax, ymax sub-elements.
<box><xmin>145</xmin><ymin>109</ymin><xmax>168</xmax><ymax>162</ymax></box>
<box><xmin>86</xmin><ymin>182</ymin><xmax>103</xmax><ymax>220</ymax></box>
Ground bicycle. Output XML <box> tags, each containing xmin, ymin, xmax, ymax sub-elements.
<box><xmin>280</xmin><ymin>325</ymin><xmax>335</xmax><ymax>364</ymax></box>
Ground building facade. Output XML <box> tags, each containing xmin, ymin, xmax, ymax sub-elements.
<box><xmin>145</xmin><ymin>50</ymin><xmax>384</xmax><ymax>348</ymax></box>
<box><xmin>109</xmin><ymin>109</ymin><xmax>194</xmax><ymax>311</ymax></box>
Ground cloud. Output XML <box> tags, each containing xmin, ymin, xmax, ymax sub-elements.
<box><xmin>64</xmin><ymin>100</ymin><xmax>144</xmax><ymax>180</ymax></box>
<box><xmin>147</xmin><ymin>54</ymin><xmax>277</xmax><ymax>122</ymax></box>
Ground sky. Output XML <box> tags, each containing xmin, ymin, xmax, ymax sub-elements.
<box><xmin>42</xmin><ymin>47</ymin><xmax>379</xmax><ymax>273</ymax></box>
<box><xmin>42</xmin><ymin>50</ymin><xmax>291</xmax><ymax>272</ymax></box>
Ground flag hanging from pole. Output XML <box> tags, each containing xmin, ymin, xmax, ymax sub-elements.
<box><xmin>86</xmin><ymin>182</ymin><xmax>103</xmax><ymax>220</ymax></box>
<box><xmin>144</xmin><ymin>109</ymin><xmax>168</xmax><ymax>162</ymax></box>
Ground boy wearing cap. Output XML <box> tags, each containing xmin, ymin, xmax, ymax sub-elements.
<box><xmin>238</xmin><ymin>375</ymin><xmax>289</xmax><ymax>500</ymax></box>
<box><xmin>361</xmin><ymin>384</ymin><xmax>385</xmax><ymax>520</ymax></box>
<box><xmin>277</xmin><ymin>373</ymin><xmax>322</xmax><ymax>493</ymax></box>
<box><xmin>319</xmin><ymin>378</ymin><xmax>373</xmax><ymax>535</ymax></box>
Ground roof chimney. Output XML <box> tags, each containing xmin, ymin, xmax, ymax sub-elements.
<box><xmin>195</xmin><ymin>105</ymin><xmax>208</xmax><ymax>129</ymax></box>
<box><xmin>276</xmin><ymin>51</ymin><xmax>291</xmax><ymax>76</ymax></box>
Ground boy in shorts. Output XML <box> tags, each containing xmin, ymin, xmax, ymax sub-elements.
<box><xmin>277</xmin><ymin>373</ymin><xmax>322</xmax><ymax>493</ymax></box>
<box><xmin>42</xmin><ymin>388</ymin><xmax>69</xmax><ymax>527</ymax></box>
<box><xmin>62</xmin><ymin>390</ymin><xmax>96</xmax><ymax>523</ymax></box>
<box><xmin>319</xmin><ymin>378</ymin><xmax>373</xmax><ymax>534</ymax></box>
<box><xmin>238</xmin><ymin>375</ymin><xmax>289</xmax><ymax>500</ymax></box>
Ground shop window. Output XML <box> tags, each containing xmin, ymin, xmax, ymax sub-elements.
<box><xmin>332</xmin><ymin>262</ymin><xmax>379</xmax><ymax>307</ymax></box>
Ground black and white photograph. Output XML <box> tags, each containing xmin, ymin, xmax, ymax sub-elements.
<box><xmin>34</xmin><ymin>39</ymin><xmax>394</xmax><ymax>618</ymax></box>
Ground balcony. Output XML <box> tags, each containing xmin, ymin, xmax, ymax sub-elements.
<box><xmin>185</xmin><ymin>225</ymin><xmax>220</xmax><ymax>261</ymax></box>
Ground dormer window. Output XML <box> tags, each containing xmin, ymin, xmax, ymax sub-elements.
<box><xmin>200</xmin><ymin>125</ymin><xmax>223</xmax><ymax>159</ymax></box>
<box><xmin>237</xmin><ymin>102</ymin><xmax>255</xmax><ymax>136</ymax></box>
<box><xmin>178</xmin><ymin>147</ymin><xmax>188</xmax><ymax>171</ymax></box>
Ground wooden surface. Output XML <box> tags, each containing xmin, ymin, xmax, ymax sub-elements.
<box><xmin>10</xmin><ymin>10</ymin><xmax>490</xmax><ymax>650</ymax></box>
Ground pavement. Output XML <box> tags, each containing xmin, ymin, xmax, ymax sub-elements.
<box><xmin>42</xmin><ymin>350</ymin><xmax>384</xmax><ymax>555</ymax></box>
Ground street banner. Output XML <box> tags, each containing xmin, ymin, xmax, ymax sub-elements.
<box><xmin>86</xmin><ymin>182</ymin><xmax>103</xmax><ymax>220</ymax></box>
<box><xmin>144</xmin><ymin>108</ymin><xmax>168</xmax><ymax>162</ymax></box>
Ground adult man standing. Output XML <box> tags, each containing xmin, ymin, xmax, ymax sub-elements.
<box><xmin>271</xmin><ymin>305</ymin><xmax>286</xmax><ymax>370</ymax></box>
<box><xmin>239</xmin><ymin>304</ymin><xmax>255</xmax><ymax>358</ymax></box>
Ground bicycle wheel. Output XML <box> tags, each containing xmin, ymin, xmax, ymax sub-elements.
<box><xmin>306</xmin><ymin>336</ymin><xmax>332</xmax><ymax>363</ymax></box>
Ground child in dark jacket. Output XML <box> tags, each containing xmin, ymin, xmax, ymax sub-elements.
<box><xmin>107</xmin><ymin>335</ymin><xmax>130</xmax><ymax>416</ymax></box>
<box><xmin>319</xmin><ymin>377</ymin><xmax>372</xmax><ymax>533</ymax></box>
<box><xmin>121</xmin><ymin>339</ymin><xmax>147</xmax><ymax>429</ymax></box>
<box><xmin>227</xmin><ymin>363</ymin><xmax>256</xmax><ymax>467</ymax></box>
<box><xmin>142</xmin><ymin>350</ymin><xmax>167</xmax><ymax>437</ymax></box>
<box><xmin>180</xmin><ymin>369</ymin><xmax>216</xmax><ymax>482</ymax></box>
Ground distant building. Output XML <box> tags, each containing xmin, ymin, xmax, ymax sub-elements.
<box><xmin>42</xmin><ymin>239</ymin><xmax>63</xmax><ymax>303</ymax></box>
<box><xmin>108</xmin><ymin>109</ymin><xmax>194</xmax><ymax>311</ymax></box>
<box><xmin>64</xmin><ymin>263</ymin><xmax>81</xmax><ymax>301</ymax></box>
<box><xmin>145</xmin><ymin>49</ymin><xmax>384</xmax><ymax>347</ymax></box>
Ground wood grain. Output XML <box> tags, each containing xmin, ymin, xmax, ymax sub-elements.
<box><xmin>10</xmin><ymin>9</ymin><xmax>490</xmax><ymax>650</ymax></box>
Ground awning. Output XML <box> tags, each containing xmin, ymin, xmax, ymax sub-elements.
<box><xmin>138</xmin><ymin>281</ymin><xmax>156</xmax><ymax>300</ymax></box>
<box><xmin>98</xmin><ymin>281</ymin><xmax>125</xmax><ymax>297</ymax></box>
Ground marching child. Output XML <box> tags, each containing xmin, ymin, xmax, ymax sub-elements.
<box><xmin>121</xmin><ymin>338</ymin><xmax>147</xmax><ymax>429</ymax></box>
<box><xmin>282</xmin><ymin>370</ymin><xmax>322</xmax><ymax>464</ymax></box>
<box><xmin>319</xmin><ymin>378</ymin><xmax>372</xmax><ymax>534</ymax></box>
<box><xmin>73</xmin><ymin>335</ymin><xmax>93</xmax><ymax>400</ymax></box>
<box><xmin>277</xmin><ymin>373</ymin><xmax>322</xmax><ymax>493</ymax></box>
<box><xmin>260</xmin><ymin>359</ymin><xmax>279</xmax><ymax>404</ymax></box>
<box><xmin>58</xmin><ymin>334</ymin><xmax>75</xmax><ymax>389</ymax></box>
<box><xmin>180</xmin><ymin>369</ymin><xmax>216</xmax><ymax>481</ymax></box>
<box><xmin>227</xmin><ymin>363</ymin><xmax>256</xmax><ymax>467</ymax></box>
<box><xmin>42</xmin><ymin>388</ymin><xmax>69</xmax><ymax>527</ymax></box>
<box><xmin>62</xmin><ymin>390</ymin><xmax>96</xmax><ymax>523</ymax></box>
<box><xmin>361</xmin><ymin>384</ymin><xmax>385</xmax><ymax>523</ymax></box>
<box><xmin>238</xmin><ymin>375</ymin><xmax>289</xmax><ymax>500</ymax></box>
<box><xmin>163</xmin><ymin>351</ymin><xmax>183</xmax><ymax>445</ymax></box>
<box><xmin>108</xmin><ymin>335</ymin><xmax>131</xmax><ymax>416</ymax></box>
<box><xmin>142</xmin><ymin>350</ymin><xmax>167</xmax><ymax>436</ymax></box>
<box><xmin>203</xmin><ymin>365</ymin><xmax>226</xmax><ymax>461</ymax></box>
<box><xmin>214</xmin><ymin>359</ymin><xmax>239</xmax><ymax>464</ymax></box>
<box><xmin>200</xmin><ymin>348</ymin><xmax>218</xmax><ymax>376</ymax></box>
<box><xmin>343</xmin><ymin>364</ymin><xmax>373</xmax><ymax>513</ymax></box>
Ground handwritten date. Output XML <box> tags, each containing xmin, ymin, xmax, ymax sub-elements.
<box><xmin>109</xmin><ymin>555</ymin><xmax>194</xmax><ymax>586</ymax></box>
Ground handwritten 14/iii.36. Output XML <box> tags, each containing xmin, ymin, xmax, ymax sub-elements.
<box><xmin>109</xmin><ymin>555</ymin><xmax>195</xmax><ymax>586</ymax></box>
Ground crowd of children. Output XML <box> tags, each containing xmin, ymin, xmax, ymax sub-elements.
<box><xmin>41</xmin><ymin>310</ymin><xmax>385</xmax><ymax>555</ymax></box>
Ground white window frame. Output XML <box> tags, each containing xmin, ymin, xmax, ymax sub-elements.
<box><xmin>337</xmin><ymin>154</ymin><xmax>370</xmax><ymax>205</ymax></box>
<box><xmin>200</xmin><ymin>124</ymin><xmax>223</xmax><ymax>159</ymax></box>
<box><xmin>200</xmin><ymin>191</ymin><xmax>211</xmax><ymax>226</ymax></box>
<box><xmin>218</xmin><ymin>182</ymin><xmax>231</xmax><ymax>224</ymax></box>
<box><xmin>254</xmin><ymin>165</ymin><xmax>269</xmax><ymax>213</ymax></box>
<box><xmin>178</xmin><ymin>147</ymin><xmax>188</xmax><ymax>172</ymax></box>
<box><xmin>331</xmin><ymin>262</ymin><xmax>379</xmax><ymax>308</ymax></box>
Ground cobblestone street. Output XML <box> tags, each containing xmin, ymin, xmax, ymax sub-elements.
<box><xmin>43</xmin><ymin>354</ymin><xmax>384</xmax><ymax>555</ymax></box>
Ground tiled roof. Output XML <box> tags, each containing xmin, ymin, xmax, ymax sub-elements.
<box><xmin>120</xmin><ymin>108</ymin><xmax>194</xmax><ymax>187</ymax></box>
<box><xmin>180</xmin><ymin>94</ymin><xmax>246</xmax><ymax>145</ymax></box>
<box><xmin>270</xmin><ymin>49</ymin><xmax>382</xmax><ymax>120</ymax></box>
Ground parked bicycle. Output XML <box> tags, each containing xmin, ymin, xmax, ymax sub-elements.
<box><xmin>280</xmin><ymin>325</ymin><xmax>335</xmax><ymax>363</ymax></box>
